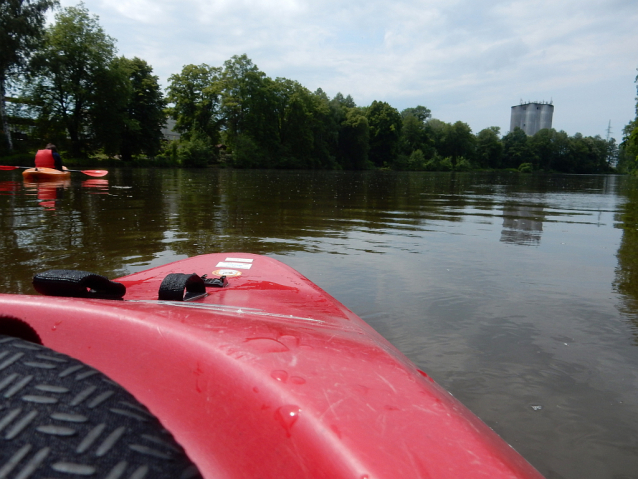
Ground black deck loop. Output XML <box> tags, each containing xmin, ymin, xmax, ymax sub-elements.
<box><xmin>158</xmin><ymin>273</ymin><xmax>206</xmax><ymax>301</ymax></box>
<box><xmin>33</xmin><ymin>270</ymin><xmax>126</xmax><ymax>300</ymax></box>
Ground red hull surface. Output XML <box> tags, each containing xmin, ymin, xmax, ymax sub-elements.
<box><xmin>0</xmin><ymin>253</ymin><xmax>544</xmax><ymax>478</ymax></box>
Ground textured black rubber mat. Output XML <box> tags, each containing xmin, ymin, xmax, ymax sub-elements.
<box><xmin>0</xmin><ymin>335</ymin><xmax>202</xmax><ymax>478</ymax></box>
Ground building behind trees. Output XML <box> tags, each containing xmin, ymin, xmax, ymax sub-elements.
<box><xmin>510</xmin><ymin>101</ymin><xmax>554</xmax><ymax>136</ymax></box>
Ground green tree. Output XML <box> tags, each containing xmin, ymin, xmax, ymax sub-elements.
<box><xmin>407</xmin><ymin>149</ymin><xmax>426</xmax><ymax>170</ymax></box>
<box><xmin>90</xmin><ymin>57</ymin><xmax>130</xmax><ymax>156</ymax></box>
<box><xmin>176</xmin><ymin>124</ymin><xmax>213</xmax><ymax>167</ymax></box>
<box><xmin>502</xmin><ymin>128</ymin><xmax>534</xmax><ymax>169</ymax></box>
<box><xmin>325</xmin><ymin>92</ymin><xmax>371</xmax><ymax>169</ymax></box>
<box><xmin>626</xmin><ymin>127</ymin><xmax>638</xmax><ymax>167</ymax></box>
<box><xmin>26</xmin><ymin>3</ymin><xmax>123</xmax><ymax>156</ymax></box>
<box><xmin>331</xmin><ymin>92</ymin><xmax>356</xmax><ymax>109</ymax></box>
<box><xmin>401</xmin><ymin>105</ymin><xmax>431</xmax><ymax>123</ymax></box>
<box><xmin>619</xmin><ymin>70</ymin><xmax>638</xmax><ymax>173</ymax></box>
<box><xmin>436</xmin><ymin>121</ymin><xmax>475</xmax><ymax>166</ymax></box>
<box><xmin>220</xmin><ymin>54</ymin><xmax>268</xmax><ymax>151</ymax></box>
<box><xmin>618</xmin><ymin>120</ymin><xmax>638</xmax><ymax>173</ymax></box>
<box><xmin>400</xmin><ymin>106</ymin><xmax>432</xmax><ymax>158</ymax></box>
<box><xmin>118</xmin><ymin>57</ymin><xmax>167</xmax><ymax>161</ymax></box>
<box><xmin>220</xmin><ymin>56</ymin><xmax>334</xmax><ymax>169</ymax></box>
<box><xmin>0</xmin><ymin>0</ymin><xmax>58</xmax><ymax>151</ymax></box>
<box><xmin>528</xmin><ymin>128</ymin><xmax>566</xmax><ymax>171</ymax></box>
<box><xmin>425</xmin><ymin>118</ymin><xmax>447</xmax><ymax>151</ymax></box>
<box><xmin>426</xmin><ymin>119</ymin><xmax>475</xmax><ymax>167</ymax></box>
<box><xmin>227</xmin><ymin>75</ymin><xmax>339</xmax><ymax>169</ymax></box>
<box><xmin>262</xmin><ymin>76</ymin><xmax>300</xmax><ymax>164</ymax></box>
<box><xmin>401</xmin><ymin>114</ymin><xmax>425</xmax><ymax>153</ymax></box>
<box><xmin>566</xmin><ymin>133</ymin><xmax>613</xmax><ymax>174</ymax></box>
<box><xmin>366</xmin><ymin>100</ymin><xmax>402</xmax><ymax>167</ymax></box>
<box><xmin>310</xmin><ymin>89</ymin><xmax>339</xmax><ymax>168</ymax></box>
<box><xmin>166</xmin><ymin>63</ymin><xmax>222</xmax><ymax>145</ymax></box>
<box><xmin>275</xmin><ymin>79</ymin><xmax>336</xmax><ymax>168</ymax></box>
<box><xmin>475</xmin><ymin>127</ymin><xmax>503</xmax><ymax>168</ymax></box>
<box><xmin>338</xmin><ymin>108</ymin><xmax>370</xmax><ymax>169</ymax></box>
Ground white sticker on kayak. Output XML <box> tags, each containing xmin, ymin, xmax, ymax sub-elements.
<box><xmin>225</xmin><ymin>257</ymin><xmax>253</xmax><ymax>263</ymax></box>
<box><xmin>216</xmin><ymin>261</ymin><xmax>252</xmax><ymax>270</ymax></box>
<box><xmin>213</xmin><ymin>269</ymin><xmax>242</xmax><ymax>277</ymax></box>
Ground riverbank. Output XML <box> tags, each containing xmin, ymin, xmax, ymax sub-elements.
<box><xmin>0</xmin><ymin>152</ymin><xmax>621</xmax><ymax>175</ymax></box>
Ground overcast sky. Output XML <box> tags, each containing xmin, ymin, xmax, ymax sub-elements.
<box><xmin>53</xmin><ymin>0</ymin><xmax>637</xmax><ymax>141</ymax></box>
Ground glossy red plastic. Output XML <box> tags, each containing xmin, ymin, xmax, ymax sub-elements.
<box><xmin>0</xmin><ymin>253</ymin><xmax>543</xmax><ymax>478</ymax></box>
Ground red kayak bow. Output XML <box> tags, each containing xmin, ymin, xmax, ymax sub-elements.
<box><xmin>0</xmin><ymin>253</ymin><xmax>544</xmax><ymax>479</ymax></box>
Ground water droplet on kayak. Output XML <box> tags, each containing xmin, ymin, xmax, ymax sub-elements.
<box><xmin>244</xmin><ymin>338</ymin><xmax>289</xmax><ymax>353</ymax></box>
<box><xmin>290</xmin><ymin>376</ymin><xmax>306</xmax><ymax>385</ymax></box>
<box><xmin>271</xmin><ymin>370</ymin><xmax>288</xmax><ymax>383</ymax></box>
<box><xmin>278</xmin><ymin>334</ymin><xmax>299</xmax><ymax>348</ymax></box>
<box><xmin>275</xmin><ymin>405</ymin><xmax>300</xmax><ymax>437</ymax></box>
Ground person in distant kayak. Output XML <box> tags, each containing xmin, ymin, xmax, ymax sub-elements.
<box><xmin>34</xmin><ymin>143</ymin><xmax>64</xmax><ymax>171</ymax></box>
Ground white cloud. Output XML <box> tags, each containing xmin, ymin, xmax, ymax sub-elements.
<box><xmin>54</xmin><ymin>0</ymin><xmax>638</xmax><ymax>138</ymax></box>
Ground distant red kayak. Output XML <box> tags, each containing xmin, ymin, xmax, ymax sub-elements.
<box><xmin>0</xmin><ymin>253</ymin><xmax>544</xmax><ymax>478</ymax></box>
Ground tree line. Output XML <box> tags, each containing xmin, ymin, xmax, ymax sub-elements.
<box><xmin>0</xmin><ymin>1</ymin><xmax>630</xmax><ymax>173</ymax></box>
<box><xmin>618</xmin><ymin>71</ymin><xmax>638</xmax><ymax>174</ymax></box>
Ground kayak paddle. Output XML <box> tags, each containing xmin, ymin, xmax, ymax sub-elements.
<box><xmin>0</xmin><ymin>165</ymin><xmax>108</xmax><ymax>177</ymax></box>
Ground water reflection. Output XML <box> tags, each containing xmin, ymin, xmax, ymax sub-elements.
<box><xmin>0</xmin><ymin>170</ymin><xmax>626</xmax><ymax>286</ymax></box>
<box><xmin>1</xmin><ymin>169</ymin><xmax>638</xmax><ymax>478</ymax></box>
<box><xmin>614</xmin><ymin>180</ymin><xmax>638</xmax><ymax>329</ymax></box>
<box><xmin>0</xmin><ymin>180</ymin><xmax>21</xmax><ymax>195</ymax></box>
<box><xmin>23</xmin><ymin>178</ymin><xmax>70</xmax><ymax>210</ymax></box>
<box><xmin>501</xmin><ymin>204</ymin><xmax>545</xmax><ymax>245</ymax></box>
<box><xmin>82</xmin><ymin>178</ymin><xmax>109</xmax><ymax>194</ymax></box>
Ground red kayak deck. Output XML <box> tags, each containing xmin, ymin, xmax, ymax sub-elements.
<box><xmin>0</xmin><ymin>253</ymin><xmax>544</xmax><ymax>478</ymax></box>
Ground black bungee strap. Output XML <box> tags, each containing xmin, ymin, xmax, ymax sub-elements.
<box><xmin>33</xmin><ymin>270</ymin><xmax>126</xmax><ymax>300</ymax></box>
<box><xmin>158</xmin><ymin>273</ymin><xmax>228</xmax><ymax>301</ymax></box>
<box><xmin>158</xmin><ymin>273</ymin><xmax>207</xmax><ymax>301</ymax></box>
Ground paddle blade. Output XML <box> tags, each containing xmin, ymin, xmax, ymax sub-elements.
<box><xmin>0</xmin><ymin>166</ymin><xmax>20</xmax><ymax>170</ymax></box>
<box><xmin>81</xmin><ymin>170</ymin><xmax>108</xmax><ymax>177</ymax></box>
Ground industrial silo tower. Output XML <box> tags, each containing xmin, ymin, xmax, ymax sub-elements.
<box><xmin>510</xmin><ymin>101</ymin><xmax>554</xmax><ymax>136</ymax></box>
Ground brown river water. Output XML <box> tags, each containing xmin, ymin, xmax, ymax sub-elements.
<box><xmin>1</xmin><ymin>168</ymin><xmax>638</xmax><ymax>478</ymax></box>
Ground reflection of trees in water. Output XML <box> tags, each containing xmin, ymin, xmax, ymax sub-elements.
<box><xmin>183</xmin><ymin>170</ymin><xmax>479</xmax><ymax>256</ymax></box>
<box><xmin>500</xmin><ymin>204</ymin><xmax>545</xmax><ymax>246</ymax></box>
<box><xmin>0</xmin><ymin>170</ymin><xmax>491</xmax><ymax>292</ymax></box>
<box><xmin>2</xmin><ymin>169</ymin><xmax>628</xmax><ymax>295</ymax></box>
<box><xmin>613</xmin><ymin>180</ymin><xmax>638</xmax><ymax>332</ymax></box>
